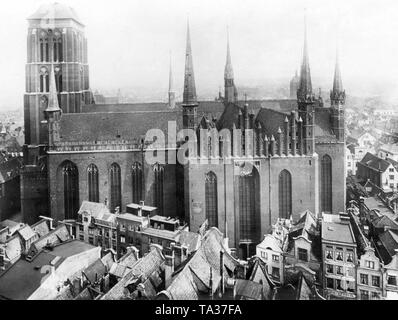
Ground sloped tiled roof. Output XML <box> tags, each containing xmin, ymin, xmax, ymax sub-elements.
<box><xmin>296</xmin><ymin>273</ymin><xmax>313</xmax><ymax>300</ymax></box>
<box><xmin>78</xmin><ymin>201</ymin><xmax>116</xmax><ymax>225</ymax></box>
<box><xmin>31</xmin><ymin>220</ymin><xmax>50</xmax><ymax>238</ymax></box>
<box><xmin>177</xmin><ymin>231</ymin><xmax>201</xmax><ymax>253</ymax></box>
<box><xmin>256</xmin><ymin>108</ymin><xmax>287</xmax><ymax>138</ymax></box>
<box><xmin>161</xmin><ymin>228</ymin><xmax>240</xmax><ymax>300</ymax></box>
<box><xmin>378</xmin><ymin>229</ymin><xmax>398</xmax><ymax>263</ymax></box>
<box><xmin>314</xmin><ymin>108</ymin><xmax>336</xmax><ymax>142</ymax></box>
<box><xmin>28</xmin><ymin>225</ymin><xmax>71</xmax><ymax>257</ymax></box>
<box><xmin>83</xmin><ymin>259</ymin><xmax>107</xmax><ymax>283</ymax></box>
<box><xmin>359</xmin><ymin>152</ymin><xmax>391</xmax><ymax>172</ymax></box>
<box><xmin>247</xmin><ymin>258</ymin><xmax>276</xmax><ymax>300</ymax></box>
<box><xmin>3</xmin><ymin>235</ymin><xmax>22</xmax><ymax>262</ymax></box>
<box><xmin>58</xmin><ymin>111</ymin><xmax>182</xmax><ymax>143</ymax></box>
<box><xmin>17</xmin><ymin>225</ymin><xmax>37</xmax><ymax>241</ymax></box>
<box><xmin>28</xmin><ymin>3</ymin><xmax>83</xmax><ymax>25</ymax></box>
<box><xmin>101</xmin><ymin>246</ymin><xmax>165</xmax><ymax>300</ymax></box>
<box><xmin>234</xmin><ymin>279</ymin><xmax>263</xmax><ymax>300</ymax></box>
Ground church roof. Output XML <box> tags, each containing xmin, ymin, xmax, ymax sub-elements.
<box><xmin>28</xmin><ymin>2</ymin><xmax>83</xmax><ymax>25</ymax></box>
<box><xmin>314</xmin><ymin>108</ymin><xmax>336</xmax><ymax>141</ymax></box>
<box><xmin>58</xmin><ymin>111</ymin><xmax>182</xmax><ymax>143</ymax></box>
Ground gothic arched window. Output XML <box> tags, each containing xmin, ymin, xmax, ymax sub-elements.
<box><xmin>321</xmin><ymin>155</ymin><xmax>333</xmax><ymax>213</ymax></box>
<box><xmin>132</xmin><ymin>162</ymin><xmax>143</xmax><ymax>203</ymax></box>
<box><xmin>279</xmin><ymin>170</ymin><xmax>292</xmax><ymax>219</ymax></box>
<box><xmin>53</xmin><ymin>33</ymin><xmax>63</xmax><ymax>62</ymax></box>
<box><xmin>205</xmin><ymin>172</ymin><xmax>218</xmax><ymax>227</ymax></box>
<box><xmin>39</xmin><ymin>33</ymin><xmax>49</xmax><ymax>62</ymax></box>
<box><xmin>62</xmin><ymin>161</ymin><xmax>79</xmax><ymax>219</ymax></box>
<box><xmin>109</xmin><ymin>163</ymin><xmax>121</xmax><ymax>212</ymax></box>
<box><xmin>153</xmin><ymin>163</ymin><xmax>164</xmax><ymax>215</ymax></box>
<box><xmin>239</xmin><ymin>167</ymin><xmax>259</xmax><ymax>242</ymax></box>
<box><xmin>87</xmin><ymin>164</ymin><xmax>99</xmax><ymax>202</ymax></box>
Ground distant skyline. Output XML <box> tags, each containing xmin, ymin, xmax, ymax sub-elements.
<box><xmin>1</xmin><ymin>0</ymin><xmax>398</xmax><ymax>110</ymax></box>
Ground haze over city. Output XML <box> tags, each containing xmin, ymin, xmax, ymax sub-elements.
<box><xmin>1</xmin><ymin>0</ymin><xmax>398</xmax><ymax>110</ymax></box>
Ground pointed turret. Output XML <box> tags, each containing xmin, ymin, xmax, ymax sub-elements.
<box><xmin>297</xmin><ymin>14</ymin><xmax>313</xmax><ymax>102</ymax></box>
<box><xmin>224</xmin><ymin>29</ymin><xmax>234</xmax><ymax>80</ymax></box>
<box><xmin>183</xmin><ymin>20</ymin><xmax>197</xmax><ymax>105</ymax></box>
<box><xmin>330</xmin><ymin>46</ymin><xmax>345</xmax><ymax>142</ymax></box>
<box><xmin>330</xmin><ymin>47</ymin><xmax>345</xmax><ymax>106</ymax></box>
<box><xmin>182</xmin><ymin>20</ymin><xmax>198</xmax><ymax>130</ymax></box>
<box><xmin>224</xmin><ymin>28</ymin><xmax>238</xmax><ymax>104</ymax></box>
<box><xmin>297</xmin><ymin>12</ymin><xmax>316</xmax><ymax>155</ymax></box>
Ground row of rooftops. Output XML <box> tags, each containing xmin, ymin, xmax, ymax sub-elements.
<box><xmin>76</xmin><ymin>201</ymin><xmax>187</xmax><ymax>240</ymax></box>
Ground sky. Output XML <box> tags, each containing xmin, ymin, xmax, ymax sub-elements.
<box><xmin>1</xmin><ymin>0</ymin><xmax>398</xmax><ymax>110</ymax></box>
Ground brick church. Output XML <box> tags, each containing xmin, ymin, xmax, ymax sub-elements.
<box><xmin>21</xmin><ymin>3</ymin><xmax>346</xmax><ymax>258</ymax></box>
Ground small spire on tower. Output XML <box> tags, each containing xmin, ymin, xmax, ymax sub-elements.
<box><xmin>224</xmin><ymin>26</ymin><xmax>234</xmax><ymax>80</ymax></box>
<box><xmin>183</xmin><ymin>19</ymin><xmax>197</xmax><ymax>105</ymax></box>
<box><xmin>298</xmin><ymin>10</ymin><xmax>313</xmax><ymax>100</ymax></box>
<box><xmin>332</xmin><ymin>46</ymin><xmax>343</xmax><ymax>93</ymax></box>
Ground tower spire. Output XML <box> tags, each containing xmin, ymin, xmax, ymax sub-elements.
<box><xmin>183</xmin><ymin>19</ymin><xmax>197</xmax><ymax>105</ymax></box>
<box><xmin>298</xmin><ymin>11</ymin><xmax>313</xmax><ymax>101</ymax></box>
<box><xmin>224</xmin><ymin>26</ymin><xmax>234</xmax><ymax>80</ymax></box>
<box><xmin>46</xmin><ymin>63</ymin><xmax>61</xmax><ymax>112</ymax></box>
<box><xmin>332</xmin><ymin>47</ymin><xmax>343</xmax><ymax>93</ymax></box>
<box><xmin>224</xmin><ymin>26</ymin><xmax>237</xmax><ymax>104</ymax></box>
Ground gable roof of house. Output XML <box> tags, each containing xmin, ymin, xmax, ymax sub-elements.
<box><xmin>159</xmin><ymin>227</ymin><xmax>240</xmax><ymax>300</ymax></box>
<box><xmin>377</xmin><ymin>229</ymin><xmax>398</xmax><ymax>264</ymax></box>
<box><xmin>359</xmin><ymin>152</ymin><xmax>391</xmax><ymax>172</ymax></box>
<box><xmin>101</xmin><ymin>246</ymin><xmax>165</xmax><ymax>300</ymax></box>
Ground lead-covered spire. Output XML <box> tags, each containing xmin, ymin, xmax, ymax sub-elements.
<box><xmin>297</xmin><ymin>13</ymin><xmax>313</xmax><ymax>102</ymax></box>
<box><xmin>183</xmin><ymin>20</ymin><xmax>197</xmax><ymax>105</ymax></box>
<box><xmin>332</xmin><ymin>48</ymin><xmax>343</xmax><ymax>93</ymax></box>
<box><xmin>224</xmin><ymin>28</ymin><xmax>234</xmax><ymax>80</ymax></box>
<box><xmin>330</xmin><ymin>46</ymin><xmax>345</xmax><ymax>106</ymax></box>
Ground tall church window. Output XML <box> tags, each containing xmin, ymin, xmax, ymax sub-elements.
<box><xmin>239</xmin><ymin>167</ymin><xmax>259</xmax><ymax>242</ymax></box>
<box><xmin>205</xmin><ymin>172</ymin><xmax>218</xmax><ymax>227</ymax></box>
<box><xmin>153</xmin><ymin>163</ymin><xmax>164</xmax><ymax>215</ymax></box>
<box><xmin>321</xmin><ymin>155</ymin><xmax>333</xmax><ymax>213</ymax></box>
<box><xmin>109</xmin><ymin>163</ymin><xmax>121</xmax><ymax>212</ymax></box>
<box><xmin>87</xmin><ymin>164</ymin><xmax>99</xmax><ymax>202</ymax></box>
<box><xmin>132</xmin><ymin>162</ymin><xmax>143</xmax><ymax>203</ymax></box>
<box><xmin>39</xmin><ymin>35</ymin><xmax>49</xmax><ymax>62</ymax></box>
<box><xmin>279</xmin><ymin>170</ymin><xmax>292</xmax><ymax>219</ymax></box>
<box><xmin>53</xmin><ymin>34</ymin><xmax>63</xmax><ymax>62</ymax></box>
<box><xmin>62</xmin><ymin>161</ymin><xmax>79</xmax><ymax>219</ymax></box>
